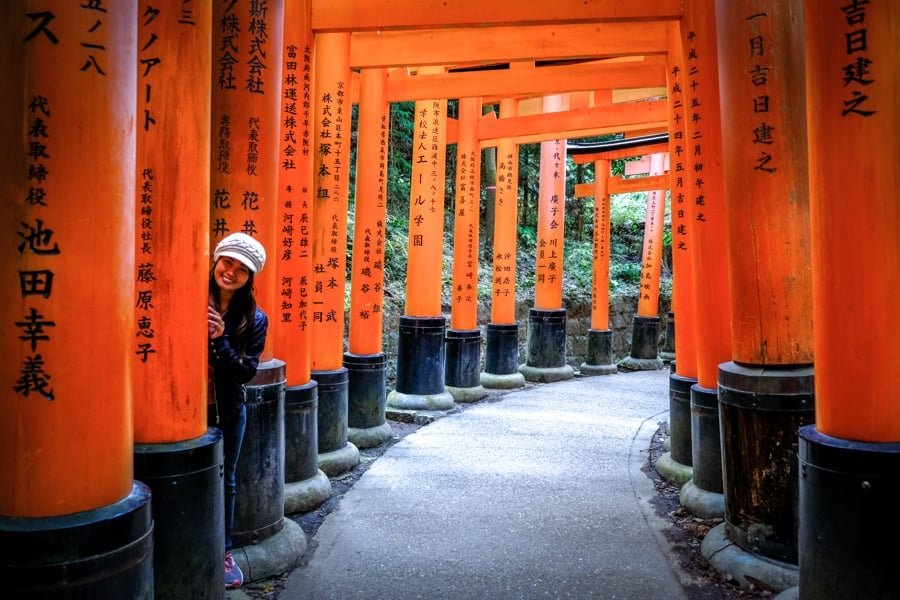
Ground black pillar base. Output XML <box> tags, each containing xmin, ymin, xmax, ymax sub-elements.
<box><xmin>344</xmin><ymin>353</ymin><xmax>392</xmax><ymax>448</ymax></box>
<box><xmin>481</xmin><ymin>323</ymin><xmax>525</xmax><ymax>389</ymax></box>
<box><xmin>620</xmin><ymin>315</ymin><xmax>663</xmax><ymax>370</ymax></box>
<box><xmin>681</xmin><ymin>383</ymin><xmax>725</xmax><ymax>519</ymax></box>
<box><xmin>520</xmin><ymin>308</ymin><xmax>574</xmax><ymax>383</ymax></box>
<box><xmin>661</xmin><ymin>311</ymin><xmax>675</xmax><ymax>362</ymax></box>
<box><xmin>233</xmin><ymin>359</ymin><xmax>286</xmax><ymax>548</ymax></box>
<box><xmin>580</xmin><ymin>328</ymin><xmax>618</xmax><ymax>375</ymax></box>
<box><xmin>669</xmin><ymin>370</ymin><xmax>697</xmax><ymax>466</ymax></box>
<box><xmin>284</xmin><ymin>381</ymin><xmax>319</xmax><ymax>484</ymax></box>
<box><xmin>134</xmin><ymin>429</ymin><xmax>224</xmax><ymax>600</ymax></box>
<box><xmin>719</xmin><ymin>362</ymin><xmax>814</xmax><ymax>565</ymax></box>
<box><xmin>798</xmin><ymin>426</ymin><xmax>900</xmax><ymax>599</ymax></box>
<box><xmin>387</xmin><ymin>316</ymin><xmax>454</xmax><ymax>410</ymax></box>
<box><xmin>0</xmin><ymin>482</ymin><xmax>154</xmax><ymax>599</ymax></box>
<box><xmin>445</xmin><ymin>329</ymin><xmax>487</xmax><ymax>402</ymax></box>
<box><xmin>313</xmin><ymin>367</ymin><xmax>359</xmax><ymax>476</ymax></box>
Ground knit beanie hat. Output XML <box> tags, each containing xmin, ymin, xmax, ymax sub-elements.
<box><xmin>214</xmin><ymin>233</ymin><xmax>266</xmax><ymax>274</ymax></box>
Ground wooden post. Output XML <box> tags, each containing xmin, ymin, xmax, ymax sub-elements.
<box><xmin>345</xmin><ymin>67</ymin><xmax>393</xmax><ymax>448</ymax></box>
<box><xmin>580</xmin><ymin>159</ymin><xmax>617</xmax><ymax>376</ymax></box>
<box><xmin>482</xmin><ymin>98</ymin><xmax>525</xmax><ymax>389</ymax></box>
<box><xmin>677</xmin><ymin>0</ymin><xmax>733</xmax><ymax>518</ymax></box>
<box><xmin>445</xmin><ymin>97</ymin><xmax>486</xmax><ymax>401</ymax></box>
<box><xmin>622</xmin><ymin>152</ymin><xmax>667</xmax><ymax>370</ymax></box>
<box><xmin>210</xmin><ymin>0</ymin><xmax>284</xmax><ymax>362</ymax></box>
<box><xmin>798</xmin><ymin>2</ymin><xmax>900</xmax><ymax>596</ymax></box>
<box><xmin>714</xmin><ymin>0</ymin><xmax>815</xmax><ymax>573</ymax></box>
<box><xmin>310</xmin><ymin>31</ymin><xmax>358</xmax><ymax>477</ymax></box>
<box><xmin>1</xmin><ymin>4</ymin><xmax>153</xmax><ymax>595</ymax></box>
<box><xmin>520</xmin><ymin>95</ymin><xmax>574</xmax><ymax>383</ymax></box>
<box><xmin>280</xmin><ymin>0</ymin><xmax>331</xmax><ymax>517</ymax></box>
<box><xmin>386</xmin><ymin>99</ymin><xmax>455</xmax><ymax>411</ymax></box>
<box><xmin>131</xmin><ymin>3</ymin><xmax>225</xmax><ymax>597</ymax></box>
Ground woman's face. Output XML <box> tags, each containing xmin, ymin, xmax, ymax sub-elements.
<box><xmin>214</xmin><ymin>256</ymin><xmax>251</xmax><ymax>293</ymax></box>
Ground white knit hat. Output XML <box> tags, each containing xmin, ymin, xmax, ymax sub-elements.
<box><xmin>214</xmin><ymin>233</ymin><xmax>266</xmax><ymax>274</ymax></box>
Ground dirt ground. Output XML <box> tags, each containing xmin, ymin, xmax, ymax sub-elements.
<box><xmin>242</xmin><ymin>418</ymin><xmax>776</xmax><ymax>599</ymax></box>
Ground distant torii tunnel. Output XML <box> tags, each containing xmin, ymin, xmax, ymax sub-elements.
<box><xmin>1</xmin><ymin>1</ymin><xmax>897</xmax><ymax>599</ymax></box>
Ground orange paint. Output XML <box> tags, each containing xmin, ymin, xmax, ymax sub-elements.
<box><xmin>405</xmin><ymin>99</ymin><xmax>449</xmax><ymax>317</ymax></box>
<box><xmin>590</xmin><ymin>160</ymin><xmax>611</xmax><ymax>331</ymax></box>
<box><xmin>535</xmin><ymin>95</ymin><xmax>566</xmax><ymax>311</ymax></box>
<box><xmin>805</xmin><ymin>0</ymin><xmax>900</xmax><ymax>441</ymax></box>
<box><xmin>717</xmin><ymin>0</ymin><xmax>813</xmax><ymax>367</ymax></box>
<box><xmin>450</xmin><ymin>97</ymin><xmax>483</xmax><ymax>331</ymax></box>
<box><xmin>1</xmin><ymin>3</ymin><xmax>137</xmax><ymax>516</ymax></box>
<box><xmin>636</xmin><ymin>153</ymin><xmax>667</xmax><ymax>318</ymax></box>
<box><xmin>667</xmin><ymin>22</ymin><xmax>699</xmax><ymax>380</ymax></box>
<box><xmin>490</xmin><ymin>98</ymin><xmax>519</xmax><ymax>325</ymax></box>
<box><xmin>274</xmin><ymin>0</ymin><xmax>314</xmax><ymax>385</ymax></box>
<box><xmin>680</xmin><ymin>0</ymin><xmax>733</xmax><ymax>389</ymax></box>
<box><xmin>310</xmin><ymin>32</ymin><xmax>351</xmax><ymax>370</ymax></box>
<box><xmin>132</xmin><ymin>0</ymin><xmax>211</xmax><ymax>444</ymax></box>
<box><xmin>210</xmin><ymin>0</ymin><xmax>285</xmax><ymax>363</ymax></box>
<box><xmin>349</xmin><ymin>68</ymin><xmax>390</xmax><ymax>354</ymax></box>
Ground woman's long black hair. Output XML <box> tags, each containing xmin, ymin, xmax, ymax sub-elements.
<box><xmin>209</xmin><ymin>259</ymin><xmax>257</xmax><ymax>353</ymax></box>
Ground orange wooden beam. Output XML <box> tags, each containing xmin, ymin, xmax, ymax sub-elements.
<box><xmin>313</xmin><ymin>0</ymin><xmax>683</xmax><ymax>32</ymax></box>
<box><xmin>386</xmin><ymin>57</ymin><xmax>666</xmax><ymax>102</ymax></box>
<box><xmin>574</xmin><ymin>173</ymin><xmax>669</xmax><ymax>198</ymax></box>
<box><xmin>349</xmin><ymin>21</ymin><xmax>668</xmax><ymax>68</ymax></box>
<box><xmin>476</xmin><ymin>100</ymin><xmax>667</xmax><ymax>143</ymax></box>
<box><xmin>571</xmin><ymin>142</ymin><xmax>670</xmax><ymax>164</ymax></box>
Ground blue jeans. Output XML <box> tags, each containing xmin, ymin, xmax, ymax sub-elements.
<box><xmin>218</xmin><ymin>404</ymin><xmax>247</xmax><ymax>551</ymax></box>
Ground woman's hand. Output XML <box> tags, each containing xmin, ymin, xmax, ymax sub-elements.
<box><xmin>208</xmin><ymin>306</ymin><xmax>225</xmax><ymax>339</ymax></box>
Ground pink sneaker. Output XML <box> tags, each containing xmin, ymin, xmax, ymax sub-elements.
<box><xmin>224</xmin><ymin>551</ymin><xmax>244</xmax><ymax>589</ymax></box>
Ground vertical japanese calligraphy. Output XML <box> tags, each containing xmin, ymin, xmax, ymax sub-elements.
<box><xmin>636</xmin><ymin>154</ymin><xmax>667</xmax><ymax>318</ymax></box>
<box><xmin>3</xmin><ymin>1</ymin><xmax>137</xmax><ymax>516</ymax></box>
<box><xmin>450</xmin><ymin>98</ymin><xmax>482</xmax><ymax>331</ymax></box>
<box><xmin>534</xmin><ymin>95</ymin><xmax>566</xmax><ymax>311</ymax></box>
<box><xmin>311</xmin><ymin>32</ymin><xmax>351</xmax><ymax>370</ymax></box>
<box><xmin>405</xmin><ymin>99</ymin><xmax>448</xmax><ymax>318</ymax></box>
<box><xmin>590</xmin><ymin>160</ymin><xmax>611</xmax><ymax>331</ymax></box>
<box><xmin>349</xmin><ymin>68</ymin><xmax>390</xmax><ymax>356</ymax></box>
<box><xmin>490</xmin><ymin>98</ymin><xmax>519</xmax><ymax>326</ymax></box>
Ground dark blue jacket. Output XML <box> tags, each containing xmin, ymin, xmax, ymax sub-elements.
<box><xmin>209</xmin><ymin>307</ymin><xmax>268</xmax><ymax>422</ymax></box>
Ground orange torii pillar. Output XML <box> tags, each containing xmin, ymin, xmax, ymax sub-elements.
<box><xmin>445</xmin><ymin>97</ymin><xmax>487</xmax><ymax>402</ymax></box>
<box><xmin>620</xmin><ymin>153</ymin><xmax>667</xmax><ymax>371</ymax></box>
<box><xmin>657</xmin><ymin>22</ymin><xmax>700</xmax><ymax>489</ymax></box>
<box><xmin>0</xmin><ymin>5</ymin><xmax>153</xmax><ymax>597</ymax></box>
<box><xmin>678</xmin><ymin>0</ymin><xmax>733</xmax><ymax>520</ymax></box>
<box><xmin>310</xmin><ymin>32</ymin><xmax>359</xmax><ymax>476</ymax></box>
<box><xmin>210</xmin><ymin>0</ymin><xmax>296</xmax><ymax>570</ymax></box>
<box><xmin>279</xmin><ymin>0</ymin><xmax>331</xmax><ymax>516</ymax></box>
<box><xmin>579</xmin><ymin>159</ymin><xmax>618</xmax><ymax>376</ymax></box>
<box><xmin>386</xmin><ymin>99</ymin><xmax>456</xmax><ymax>412</ymax></box>
<box><xmin>798</xmin><ymin>3</ymin><xmax>900</xmax><ymax>597</ymax></box>
<box><xmin>344</xmin><ymin>67</ymin><xmax>394</xmax><ymax>447</ymax></box>
<box><xmin>481</xmin><ymin>98</ymin><xmax>526</xmax><ymax>390</ymax></box>
<box><xmin>519</xmin><ymin>95</ymin><xmax>575</xmax><ymax>383</ymax></box>
<box><xmin>130</xmin><ymin>4</ymin><xmax>225</xmax><ymax>598</ymax></box>
<box><xmin>707</xmin><ymin>0</ymin><xmax>815</xmax><ymax>585</ymax></box>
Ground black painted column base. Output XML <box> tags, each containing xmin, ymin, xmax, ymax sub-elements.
<box><xmin>619</xmin><ymin>315</ymin><xmax>664</xmax><ymax>371</ymax></box>
<box><xmin>313</xmin><ymin>367</ymin><xmax>359</xmax><ymax>477</ymax></box>
<box><xmin>134</xmin><ymin>429</ymin><xmax>224</xmax><ymax>599</ymax></box>
<box><xmin>719</xmin><ymin>362</ymin><xmax>814</xmax><ymax>566</ymax></box>
<box><xmin>519</xmin><ymin>308</ymin><xmax>574</xmax><ymax>383</ymax></box>
<box><xmin>234</xmin><ymin>359</ymin><xmax>287</xmax><ymax>548</ymax></box>
<box><xmin>579</xmin><ymin>328</ymin><xmax>618</xmax><ymax>376</ymax></box>
<box><xmin>388</xmin><ymin>316</ymin><xmax>454</xmax><ymax>411</ymax></box>
<box><xmin>797</xmin><ymin>426</ymin><xmax>900</xmax><ymax>599</ymax></box>
<box><xmin>284</xmin><ymin>381</ymin><xmax>331</xmax><ymax>514</ymax></box>
<box><xmin>680</xmin><ymin>383</ymin><xmax>724</xmax><ymax>518</ymax></box>
<box><xmin>345</xmin><ymin>352</ymin><xmax>393</xmax><ymax>448</ymax></box>
<box><xmin>660</xmin><ymin>311</ymin><xmax>676</xmax><ymax>363</ymax></box>
<box><xmin>656</xmin><ymin>368</ymin><xmax>697</xmax><ymax>488</ymax></box>
<box><xmin>481</xmin><ymin>323</ymin><xmax>525</xmax><ymax>389</ymax></box>
<box><xmin>445</xmin><ymin>329</ymin><xmax>487</xmax><ymax>402</ymax></box>
<box><xmin>0</xmin><ymin>482</ymin><xmax>154</xmax><ymax>599</ymax></box>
